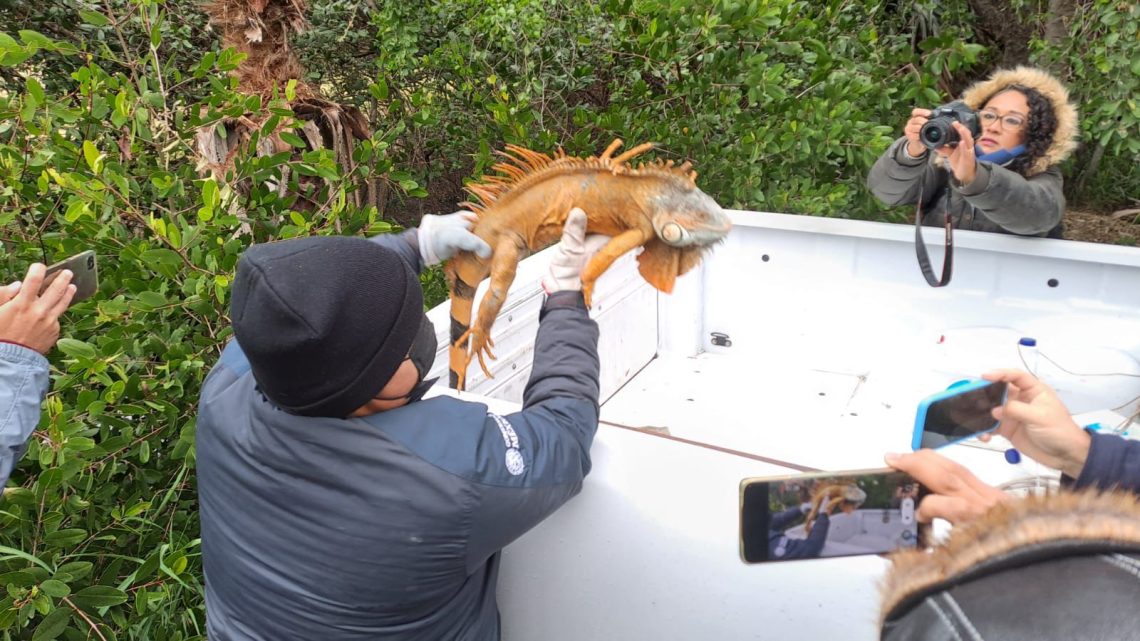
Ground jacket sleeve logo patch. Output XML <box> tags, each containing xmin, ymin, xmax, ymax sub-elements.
<box><xmin>490</xmin><ymin>413</ymin><xmax>526</xmax><ymax>476</ymax></box>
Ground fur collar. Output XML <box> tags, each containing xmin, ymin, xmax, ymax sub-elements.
<box><xmin>880</xmin><ymin>491</ymin><xmax>1140</xmax><ymax>624</ymax></box>
<box><xmin>959</xmin><ymin>66</ymin><xmax>1080</xmax><ymax>176</ymax></box>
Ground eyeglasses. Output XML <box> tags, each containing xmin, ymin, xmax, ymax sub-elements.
<box><xmin>980</xmin><ymin>109</ymin><xmax>1026</xmax><ymax>131</ymax></box>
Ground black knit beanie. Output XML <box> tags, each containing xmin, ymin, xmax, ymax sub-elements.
<box><xmin>230</xmin><ymin>236</ymin><xmax>423</xmax><ymax>417</ymax></box>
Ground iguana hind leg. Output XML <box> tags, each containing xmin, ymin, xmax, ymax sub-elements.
<box><xmin>580</xmin><ymin>227</ymin><xmax>654</xmax><ymax>307</ymax></box>
<box><xmin>455</xmin><ymin>236</ymin><xmax>524</xmax><ymax>380</ymax></box>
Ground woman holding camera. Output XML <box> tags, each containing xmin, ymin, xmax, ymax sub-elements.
<box><xmin>868</xmin><ymin>66</ymin><xmax>1078</xmax><ymax>237</ymax></box>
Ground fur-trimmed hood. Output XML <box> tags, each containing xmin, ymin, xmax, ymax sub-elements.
<box><xmin>880</xmin><ymin>491</ymin><xmax>1140</xmax><ymax>625</ymax></box>
<box><xmin>959</xmin><ymin>66</ymin><xmax>1080</xmax><ymax>176</ymax></box>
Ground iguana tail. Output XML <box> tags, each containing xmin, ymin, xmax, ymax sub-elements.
<box><xmin>445</xmin><ymin>262</ymin><xmax>476</xmax><ymax>390</ymax></box>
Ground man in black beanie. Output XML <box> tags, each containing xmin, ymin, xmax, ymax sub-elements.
<box><xmin>196</xmin><ymin>208</ymin><xmax>605</xmax><ymax>641</ymax></box>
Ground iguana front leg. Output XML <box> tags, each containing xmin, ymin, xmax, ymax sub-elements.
<box><xmin>456</xmin><ymin>235</ymin><xmax>525</xmax><ymax>380</ymax></box>
<box><xmin>579</xmin><ymin>227</ymin><xmax>654</xmax><ymax>307</ymax></box>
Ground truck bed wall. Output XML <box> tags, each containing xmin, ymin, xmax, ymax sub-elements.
<box><xmin>424</xmin><ymin>211</ymin><xmax>1140</xmax><ymax>641</ymax></box>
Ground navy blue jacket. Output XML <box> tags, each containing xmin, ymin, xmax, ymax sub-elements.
<box><xmin>196</xmin><ymin>231</ymin><xmax>601</xmax><ymax>640</ymax></box>
<box><xmin>768</xmin><ymin>507</ymin><xmax>829</xmax><ymax>560</ymax></box>
<box><xmin>1068</xmin><ymin>431</ymin><xmax>1140</xmax><ymax>494</ymax></box>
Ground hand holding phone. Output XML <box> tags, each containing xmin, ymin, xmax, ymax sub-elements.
<box><xmin>884</xmin><ymin>450</ymin><xmax>1009</xmax><ymax>525</ymax></box>
<box><xmin>981</xmin><ymin>369</ymin><xmax>1091</xmax><ymax>478</ymax></box>
<box><xmin>39</xmin><ymin>251</ymin><xmax>98</xmax><ymax>304</ymax></box>
<box><xmin>1</xmin><ymin>263</ymin><xmax>76</xmax><ymax>354</ymax></box>
<box><xmin>740</xmin><ymin>468</ymin><xmax>928</xmax><ymax>563</ymax></box>
<box><xmin>912</xmin><ymin>379</ymin><xmax>1008</xmax><ymax>450</ymax></box>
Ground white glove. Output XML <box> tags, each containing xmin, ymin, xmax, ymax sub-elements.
<box><xmin>541</xmin><ymin>208</ymin><xmax>609</xmax><ymax>294</ymax></box>
<box><xmin>418</xmin><ymin>210</ymin><xmax>492</xmax><ymax>266</ymax></box>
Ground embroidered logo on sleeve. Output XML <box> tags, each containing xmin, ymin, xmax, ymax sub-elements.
<box><xmin>489</xmin><ymin>413</ymin><xmax>526</xmax><ymax>476</ymax></box>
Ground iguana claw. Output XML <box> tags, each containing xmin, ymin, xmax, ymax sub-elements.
<box><xmin>456</xmin><ymin>328</ymin><xmax>497</xmax><ymax>380</ymax></box>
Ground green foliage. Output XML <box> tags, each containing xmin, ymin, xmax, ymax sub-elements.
<box><xmin>0</xmin><ymin>2</ymin><xmax>409</xmax><ymax>638</ymax></box>
<box><xmin>357</xmin><ymin>0</ymin><xmax>994</xmax><ymax>221</ymax></box>
<box><xmin>1027</xmin><ymin>0</ymin><xmax>1140</xmax><ymax>208</ymax></box>
<box><xmin>0</xmin><ymin>0</ymin><xmax>1136</xmax><ymax>637</ymax></box>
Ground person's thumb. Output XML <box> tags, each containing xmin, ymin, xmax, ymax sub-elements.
<box><xmin>453</xmin><ymin>231</ymin><xmax>492</xmax><ymax>259</ymax></box>
<box><xmin>560</xmin><ymin>208</ymin><xmax>588</xmax><ymax>252</ymax></box>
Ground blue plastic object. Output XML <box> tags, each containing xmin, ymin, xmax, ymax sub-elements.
<box><xmin>1004</xmin><ymin>448</ymin><xmax>1021</xmax><ymax>464</ymax></box>
<box><xmin>912</xmin><ymin>379</ymin><xmax>1008</xmax><ymax>451</ymax></box>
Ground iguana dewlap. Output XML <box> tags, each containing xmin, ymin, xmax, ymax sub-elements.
<box><xmin>445</xmin><ymin>139</ymin><xmax>732</xmax><ymax>390</ymax></box>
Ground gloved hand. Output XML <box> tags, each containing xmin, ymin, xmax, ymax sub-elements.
<box><xmin>417</xmin><ymin>210</ymin><xmax>492</xmax><ymax>266</ymax></box>
<box><xmin>541</xmin><ymin>208</ymin><xmax>610</xmax><ymax>294</ymax></box>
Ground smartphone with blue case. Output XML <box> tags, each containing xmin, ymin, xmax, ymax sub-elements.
<box><xmin>912</xmin><ymin>379</ymin><xmax>1009</xmax><ymax>450</ymax></box>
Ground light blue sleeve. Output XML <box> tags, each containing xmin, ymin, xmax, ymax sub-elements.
<box><xmin>0</xmin><ymin>342</ymin><xmax>51</xmax><ymax>486</ymax></box>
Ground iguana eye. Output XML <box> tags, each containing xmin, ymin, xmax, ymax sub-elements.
<box><xmin>662</xmin><ymin>222</ymin><xmax>684</xmax><ymax>244</ymax></box>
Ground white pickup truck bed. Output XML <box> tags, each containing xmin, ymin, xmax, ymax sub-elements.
<box><xmin>425</xmin><ymin>211</ymin><xmax>1140</xmax><ymax>640</ymax></box>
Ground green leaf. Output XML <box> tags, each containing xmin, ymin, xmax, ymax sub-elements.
<box><xmin>26</xmin><ymin>77</ymin><xmax>45</xmax><ymax>105</ymax></box>
<box><xmin>0</xmin><ymin>570</ymin><xmax>37</xmax><ymax>588</ymax></box>
<box><xmin>55</xmin><ymin>339</ymin><xmax>96</xmax><ymax>360</ymax></box>
<box><xmin>43</xmin><ymin>529</ymin><xmax>86</xmax><ymax>548</ymax></box>
<box><xmin>285</xmin><ymin>78</ymin><xmax>297</xmax><ymax>101</ymax></box>
<box><xmin>142</xmin><ymin>249</ymin><xmax>184</xmax><ymax>268</ymax></box>
<box><xmin>370</xmin><ymin>79</ymin><xmax>389</xmax><ymax>101</ymax></box>
<box><xmin>54</xmin><ymin>563</ymin><xmax>93</xmax><ymax>582</ymax></box>
<box><xmin>279</xmin><ymin>131</ymin><xmax>306</xmax><ymax>148</ymax></box>
<box><xmin>18</xmin><ymin>30</ymin><xmax>54</xmax><ymax>49</ymax></box>
<box><xmin>82</xmin><ymin>140</ymin><xmax>102</xmax><ymax>173</ymax></box>
<box><xmin>194</xmin><ymin>51</ymin><xmax>216</xmax><ymax>77</ymax></box>
<box><xmin>78</xmin><ymin>10</ymin><xmax>110</xmax><ymax>26</ymax></box>
<box><xmin>38</xmin><ymin>580</ymin><xmax>70</xmax><ymax>598</ymax></box>
<box><xmin>65</xmin><ymin>437</ymin><xmax>95</xmax><ymax>451</ymax></box>
<box><xmin>63</xmin><ymin>199</ymin><xmax>91</xmax><ymax>223</ymax></box>
<box><xmin>30</xmin><ymin>607</ymin><xmax>69</xmax><ymax>641</ymax></box>
<box><xmin>71</xmin><ymin>586</ymin><xmax>128</xmax><ymax>610</ymax></box>
<box><xmin>135</xmin><ymin>291</ymin><xmax>168</xmax><ymax>308</ymax></box>
<box><xmin>201</xmin><ymin>177</ymin><xmax>219</xmax><ymax>208</ymax></box>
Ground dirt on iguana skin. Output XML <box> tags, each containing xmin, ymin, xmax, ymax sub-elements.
<box><xmin>1064</xmin><ymin>209</ymin><xmax>1140</xmax><ymax>246</ymax></box>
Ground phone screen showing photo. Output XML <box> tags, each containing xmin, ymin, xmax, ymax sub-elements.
<box><xmin>741</xmin><ymin>471</ymin><xmax>923</xmax><ymax>563</ymax></box>
<box><xmin>920</xmin><ymin>381</ymin><xmax>1007</xmax><ymax>449</ymax></box>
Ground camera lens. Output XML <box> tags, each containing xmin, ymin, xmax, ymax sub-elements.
<box><xmin>87</xmin><ymin>256</ymin><xmax>95</xmax><ymax>269</ymax></box>
<box><xmin>920</xmin><ymin>117</ymin><xmax>958</xmax><ymax>150</ymax></box>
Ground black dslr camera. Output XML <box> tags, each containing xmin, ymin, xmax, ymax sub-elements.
<box><xmin>919</xmin><ymin>101</ymin><xmax>982</xmax><ymax>150</ymax></box>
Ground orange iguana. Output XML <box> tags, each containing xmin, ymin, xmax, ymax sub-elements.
<box><xmin>444</xmin><ymin>139</ymin><xmax>732</xmax><ymax>390</ymax></box>
<box><xmin>804</xmin><ymin>484</ymin><xmax>867</xmax><ymax>535</ymax></box>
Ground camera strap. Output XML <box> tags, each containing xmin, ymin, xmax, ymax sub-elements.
<box><xmin>914</xmin><ymin>184</ymin><xmax>953</xmax><ymax>287</ymax></box>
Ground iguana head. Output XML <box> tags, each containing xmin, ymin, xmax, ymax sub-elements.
<box><xmin>650</xmin><ymin>187</ymin><xmax>732</xmax><ymax>248</ymax></box>
<box><xmin>636</xmin><ymin>183</ymin><xmax>731</xmax><ymax>294</ymax></box>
